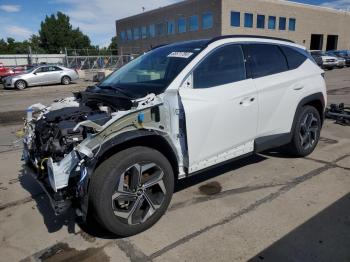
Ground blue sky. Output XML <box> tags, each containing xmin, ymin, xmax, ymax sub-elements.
<box><xmin>0</xmin><ymin>0</ymin><xmax>349</xmax><ymax>46</ymax></box>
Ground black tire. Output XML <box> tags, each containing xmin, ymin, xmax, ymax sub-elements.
<box><xmin>15</xmin><ymin>80</ymin><xmax>27</xmax><ymax>90</ymax></box>
<box><xmin>61</xmin><ymin>76</ymin><xmax>71</xmax><ymax>85</ymax></box>
<box><xmin>286</xmin><ymin>105</ymin><xmax>321</xmax><ymax>157</ymax></box>
<box><xmin>89</xmin><ymin>146</ymin><xmax>174</xmax><ymax>237</ymax></box>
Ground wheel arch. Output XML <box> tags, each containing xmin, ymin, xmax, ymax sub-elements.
<box><xmin>80</xmin><ymin>130</ymin><xmax>179</xmax><ymax>220</ymax></box>
<box><xmin>15</xmin><ymin>79</ymin><xmax>28</xmax><ymax>88</ymax></box>
<box><xmin>90</xmin><ymin>130</ymin><xmax>179</xmax><ymax>180</ymax></box>
<box><xmin>292</xmin><ymin>92</ymin><xmax>325</xmax><ymax>132</ymax></box>
<box><xmin>61</xmin><ymin>75</ymin><xmax>71</xmax><ymax>82</ymax></box>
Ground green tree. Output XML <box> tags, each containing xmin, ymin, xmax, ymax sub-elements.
<box><xmin>39</xmin><ymin>11</ymin><xmax>92</xmax><ymax>53</ymax></box>
<box><xmin>108</xmin><ymin>36</ymin><xmax>118</xmax><ymax>55</ymax></box>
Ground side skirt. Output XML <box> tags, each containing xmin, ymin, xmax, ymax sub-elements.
<box><xmin>254</xmin><ymin>133</ymin><xmax>292</xmax><ymax>153</ymax></box>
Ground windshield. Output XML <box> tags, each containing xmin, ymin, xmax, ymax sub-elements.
<box><xmin>98</xmin><ymin>40</ymin><xmax>207</xmax><ymax>99</ymax></box>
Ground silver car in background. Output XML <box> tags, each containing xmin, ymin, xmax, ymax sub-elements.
<box><xmin>4</xmin><ymin>65</ymin><xmax>79</xmax><ymax>90</ymax></box>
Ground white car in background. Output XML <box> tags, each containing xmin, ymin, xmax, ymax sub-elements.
<box><xmin>4</xmin><ymin>65</ymin><xmax>79</xmax><ymax>90</ymax></box>
<box><xmin>326</xmin><ymin>51</ymin><xmax>346</xmax><ymax>68</ymax></box>
<box><xmin>310</xmin><ymin>50</ymin><xmax>338</xmax><ymax>69</ymax></box>
<box><xmin>23</xmin><ymin>36</ymin><xmax>327</xmax><ymax>236</ymax></box>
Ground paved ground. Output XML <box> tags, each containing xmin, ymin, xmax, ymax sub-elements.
<box><xmin>0</xmin><ymin>68</ymin><xmax>349</xmax><ymax>262</ymax></box>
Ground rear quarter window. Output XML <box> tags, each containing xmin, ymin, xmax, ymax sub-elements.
<box><xmin>280</xmin><ymin>46</ymin><xmax>307</xmax><ymax>70</ymax></box>
<box><xmin>245</xmin><ymin>44</ymin><xmax>288</xmax><ymax>78</ymax></box>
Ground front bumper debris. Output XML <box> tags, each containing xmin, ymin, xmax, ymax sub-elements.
<box><xmin>24</xmin><ymin>166</ymin><xmax>72</xmax><ymax>215</ymax></box>
<box><xmin>47</xmin><ymin>150</ymin><xmax>80</xmax><ymax>192</ymax></box>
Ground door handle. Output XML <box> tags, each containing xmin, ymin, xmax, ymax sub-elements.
<box><xmin>293</xmin><ymin>84</ymin><xmax>304</xmax><ymax>90</ymax></box>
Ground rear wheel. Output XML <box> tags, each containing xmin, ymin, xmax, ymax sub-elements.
<box><xmin>61</xmin><ymin>76</ymin><xmax>71</xmax><ymax>85</ymax></box>
<box><xmin>89</xmin><ymin>146</ymin><xmax>174</xmax><ymax>236</ymax></box>
<box><xmin>286</xmin><ymin>106</ymin><xmax>321</xmax><ymax>156</ymax></box>
<box><xmin>15</xmin><ymin>80</ymin><xmax>26</xmax><ymax>90</ymax></box>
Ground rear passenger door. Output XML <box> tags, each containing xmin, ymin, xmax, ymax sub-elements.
<box><xmin>179</xmin><ymin>44</ymin><xmax>258</xmax><ymax>172</ymax></box>
<box><xmin>245</xmin><ymin>44</ymin><xmax>307</xmax><ymax>138</ymax></box>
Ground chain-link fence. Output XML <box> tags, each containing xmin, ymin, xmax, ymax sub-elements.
<box><xmin>0</xmin><ymin>47</ymin><xmax>141</xmax><ymax>70</ymax></box>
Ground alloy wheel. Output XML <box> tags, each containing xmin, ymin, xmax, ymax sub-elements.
<box><xmin>112</xmin><ymin>162</ymin><xmax>166</xmax><ymax>225</ymax></box>
<box><xmin>16</xmin><ymin>81</ymin><xmax>25</xmax><ymax>89</ymax></box>
<box><xmin>299</xmin><ymin>112</ymin><xmax>319</xmax><ymax>150</ymax></box>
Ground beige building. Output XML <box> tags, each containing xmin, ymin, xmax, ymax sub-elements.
<box><xmin>115</xmin><ymin>0</ymin><xmax>350</xmax><ymax>54</ymax></box>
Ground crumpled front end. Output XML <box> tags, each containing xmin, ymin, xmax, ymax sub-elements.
<box><xmin>22</xmin><ymin>88</ymin><xmax>167</xmax><ymax>216</ymax></box>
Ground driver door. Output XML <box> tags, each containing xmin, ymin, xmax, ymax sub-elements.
<box><xmin>29</xmin><ymin>66</ymin><xmax>49</xmax><ymax>85</ymax></box>
<box><xmin>179</xmin><ymin>44</ymin><xmax>258</xmax><ymax>172</ymax></box>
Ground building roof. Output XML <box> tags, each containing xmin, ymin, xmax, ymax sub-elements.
<box><xmin>116</xmin><ymin>0</ymin><xmax>350</xmax><ymax>22</ymax></box>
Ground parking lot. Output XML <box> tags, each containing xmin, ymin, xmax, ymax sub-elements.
<box><xmin>0</xmin><ymin>68</ymin><xmax>349</xmax><ymax>261</ymax></box>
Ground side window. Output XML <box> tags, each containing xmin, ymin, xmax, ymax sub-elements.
<box><xmin>246</xmin><ymin>44</ymin><xmax>288</xmax><ymax>78</ymax></box>
<box><xmin>193</xmin><ymin>44</ymin><xmax>246</xmax><ymax>89</ymax></box>
<box><xmin>280</xmin><ymin>46</ymin><xmax>307</xmax><ymax>70</ymax></box>
<box><xmin>35</xmin><ymin>67</ymin><xmax>48</xmax><ymax>73</ymax></box>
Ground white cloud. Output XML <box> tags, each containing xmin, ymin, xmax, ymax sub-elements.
<box><xmin>51</xmin><ymin>0</ymin><xmax>181</xmax><ymax>46</ymax></box>
<box><xmin>321</xmin><ymin>0</ymin><xmax>350</xmax><ymax>10</ymax></box>
<box><xmin>5</xmin><ymin>25</ymin><xmax>33</xmax><ymax>39</ymax></box>
<box><xmin>0</xmin><ymin>4</ymin><xmax>21</xmax><ymax>12</ymax></box>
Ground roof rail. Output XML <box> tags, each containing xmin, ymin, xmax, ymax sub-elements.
<box><xmin>207</xmin><ymin>35</ymin><xmax>295</xmax><ymax>46</ymax></box>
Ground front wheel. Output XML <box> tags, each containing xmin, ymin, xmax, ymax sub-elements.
<box><xmin>286</xmin><ymin>106</ymin><xmax>321</xmax><ymax>157</ymax></box>
<box><xmin>15</xmin><ymin>80</ymin><xmax>27</xmax><ymax>90</ymax></box>
<box><xmin>89</xmin><ymin>146</ymin><xmax>174</xmax><ymax>236</ymax></box>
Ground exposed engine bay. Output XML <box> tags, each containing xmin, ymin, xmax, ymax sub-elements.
<box><xmin>25</xmin><ymin>87</ymin><xmax>134</xmax><ymax>162</ymax></box>
<box><xmin>22</xmin><ymin>85</ymin><xmax>180</xmax><ymax>216</ymax></box>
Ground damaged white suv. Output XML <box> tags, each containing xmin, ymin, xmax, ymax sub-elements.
<box><xmin>23</xmin><ymin>36</ymin><xmax>326</xmax><ymax>236</ymax></box>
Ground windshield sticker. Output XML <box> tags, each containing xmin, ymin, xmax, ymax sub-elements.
<box><xmin>167</xmin><ymin>52</ymin><xmax>194</xmax><ymax>59</ymax></box>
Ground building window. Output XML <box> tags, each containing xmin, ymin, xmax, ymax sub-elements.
<box><xmin>178</xmin><ymin>17</ymin><xmax>186</xmax><ymax>33</ymax></box>
<box><xmin>133</xmin><ymin>27</ymin><xmax>140</xmax><ymax>40</ymax></box>
<box><xmin>149</xmin><ymin>24</ymin><xmax>155</xmax><ymax>38</ymax></box>
<box><xmin>189</xmin><ymin>15</ymin><xmax>199</xmax><ymax>31</ymax></box>
<box><xmin>257</xmin><ymin>14</ymin><xmax>265</xmax><ymax>29</ymax></box>
<box><xmin>120</xmin><ymin>31</ymin><xmax>126</xmax><ymax>41</ymax></box>
<box><xmin>231</xmin><ymin>11</ymin><xmax>240</xmax><ymax>27</ymax></box>
<box><xmin>167</xmin><ymin>20</ymin><xmax>175</xmax><ymax>34</ymax></box>
<box><xmin>141</xmin><ymin>26</ymin><xmax>147</xmax><ymax>39</ymax></box>
<box><xmin>289</xmin><ymin>18</ymin><xmax>296</xmax><ymax>31</ymax></box>
<box><xmin>268</xmin><ymin>16</ymin><xmax>276</xmax><ymax>29</ymax></box>
<box><xmin>156</xmin><ymin>23</ymin><xmax>164</xmax><ymax>36</ymax></box>
<box><xmin>202</xmin><ymin>12</ymin><xmax>213</xmax><ymax>29</ymax></box>
<box><xmin>127</xmin><ymin>29</ymin><xmax>132</xmax><ymax>40</ymax></box>
<box><xmin>279</xmin><ymin>17</ymin><xmax>286</xmax><ymax>30</ymax></box>
<box><xmin>244</xmin><ymin>13</ymin><xmax>253</xmax><ymax>28</ymax></box>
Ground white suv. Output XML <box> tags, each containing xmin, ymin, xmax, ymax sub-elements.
<box><xmin>23</xmin><ymin>36</ymin><xmax>326</xmax><ymax>236</ymax></box>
